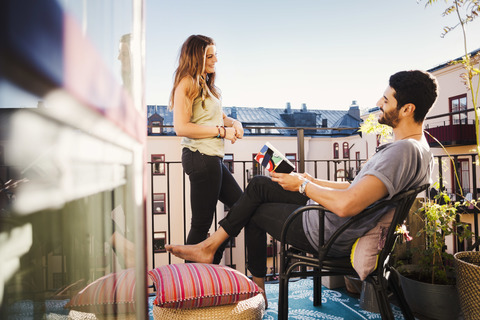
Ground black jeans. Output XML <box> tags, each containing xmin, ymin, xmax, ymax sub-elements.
<box><xmin>182</xmin><ymin>148</ymin><xmax>243</xmax><ymax>264</ymax></box>
<box><xmin>219</xmin><ymin>175</ymin><xmax>315</xmax><ymax>277</ymax></box>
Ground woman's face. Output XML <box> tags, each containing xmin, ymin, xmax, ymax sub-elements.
<box><xmin>203</xmin><ymin>45</ymin><xmax>217</xmax><ymax>74</ymax></box>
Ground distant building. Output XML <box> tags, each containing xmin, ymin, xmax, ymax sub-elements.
<box><xmin>147</xmin><ymin>102</ymin><xmax>362</xmax><ymax>137</ymax></box>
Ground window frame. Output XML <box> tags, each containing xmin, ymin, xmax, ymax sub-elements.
<box><xmin>151</xmin><ymin>154</ymin><xmax>165</xmax><ymax>175</ymax></box>
<box><xmin>153</xmin><ymin>192</ymin><xmax>166</xmax><ymax>214</ymax></box>
<box><xmin>333</xmin><ymin>142</ymin><xmax>339</xmax><ymax>159</ymax></box>
<box><xmin>449</xmin><ymin>94</ymin><xmax>468</xmax><ymax>125</ymax></box>
<box><xmin>343</xmin><ymin>142</ymin><xmax>350</xmax><ymax>159</ymax></box>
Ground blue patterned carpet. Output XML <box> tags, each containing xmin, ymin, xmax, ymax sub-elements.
<box><xmin>263</xmin><ymin>278</ymin><xmax>406</xmax><ymax>320</ymax></box>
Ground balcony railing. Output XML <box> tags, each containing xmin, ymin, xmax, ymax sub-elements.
<box><xmin>425</xmin><ymin>123</ymin><xmax>476</xmax><ymax>146</ymax></box>
<box><xmin>425</xmin><ymin>110</ymin><xmax>477</xmax><ymax>146</ymax></box>
<box><xmin>149</xmin><ymin>151</ymin><xmax>480</xmax><ymax>277</ymax></box>
<box><xmin>148</xmin><ymin>157</ymin><xmax>362</xmax><ymax>277</ymax></box>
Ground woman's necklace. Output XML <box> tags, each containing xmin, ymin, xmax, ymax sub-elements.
<box><xmin>402</xmin><ymin>133</ymin><xmax>423</xmax><ymax>140</ymax></box>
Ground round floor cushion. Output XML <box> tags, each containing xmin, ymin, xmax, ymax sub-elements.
<box><xmin>67</xmin><ymin>310</ymin><xmax>137</xmax><ymax>319</ymax></box>
<box><xmin>152</xmin><ymin>293</ymin><xmax>265</xmax><ymax>320</ymax></box>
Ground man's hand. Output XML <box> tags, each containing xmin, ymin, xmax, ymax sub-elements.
<box><xmin>299</xmin><ymin>172</ymin><xmax>315</xmax><ymax>182</ymax></box>
<box><xmin>270</xmin><ymin>171</ymin><xmax>305</xmax><ymax>192</ymax></box>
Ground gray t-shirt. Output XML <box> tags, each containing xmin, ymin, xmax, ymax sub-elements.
<box><xmin>302</xmin><ymin>137</ymin><xmax>433</xmax><ymax>256</ymax></box>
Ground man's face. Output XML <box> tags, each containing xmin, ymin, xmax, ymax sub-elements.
<box><xmin>377</xmin><ymin>86</ymin><xmax>400</xmax><ymax>128</ymax></box>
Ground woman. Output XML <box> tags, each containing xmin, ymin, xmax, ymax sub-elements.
<box><xmin>169</xmin><ymin>35</ymin><xmax>244</xmax><ymax>264</ymax></box>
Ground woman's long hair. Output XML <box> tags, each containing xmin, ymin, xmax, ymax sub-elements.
<box><xmin>169</xmin><ymin>35</ymin><xmax>220</xmax><ymax>111</ymax></box>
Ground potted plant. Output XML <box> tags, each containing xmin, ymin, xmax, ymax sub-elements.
<box><xmin>393</xmin><ymin>183</ymin><xmax>473</xmax><ymax>320</ymax></box>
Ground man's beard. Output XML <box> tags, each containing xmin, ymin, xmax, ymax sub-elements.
<box><xmin>378</xmin><ymin>108</ymin><xmax>400</xmax><ymax>128</ymax></box>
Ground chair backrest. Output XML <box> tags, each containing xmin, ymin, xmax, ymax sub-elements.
<box><xmin>318</xmin><ymin>184</ymin><xmax>429</xmax><ymax>261</ymax></box>
<box><xmin>376</xmin><ymin>184</ymin><xmax>429</xmax><ymax>271</ymax></box>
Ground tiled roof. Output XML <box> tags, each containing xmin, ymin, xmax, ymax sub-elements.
<box><xmin>147</xmin><ymin>105</ymin><xmax>361</xmax><ymax>137</ymax></box>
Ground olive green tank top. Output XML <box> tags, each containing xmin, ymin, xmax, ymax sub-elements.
<box><xmin>181</xmin><ymin>94</ymin><xmax>224</xmax><ymax>158</ymax></box>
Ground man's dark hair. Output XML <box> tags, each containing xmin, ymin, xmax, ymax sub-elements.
<box><xmin>389</xmin><ymin>70</ymin><xmax>438</xmax><ymax>123</ymax></box>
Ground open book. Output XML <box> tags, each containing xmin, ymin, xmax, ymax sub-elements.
<box><xmin>254</xmin><ymin>142</ymin><xmax>295</xmax><ymax>173</ymax></box>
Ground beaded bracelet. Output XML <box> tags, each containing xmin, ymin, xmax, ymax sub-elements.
<box><xmin>216</xmin><ymin>125</ymin><xmax>221</xmax><ymax>138</ymax></box>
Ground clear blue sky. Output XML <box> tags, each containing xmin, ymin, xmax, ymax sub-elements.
<box><xmin>145</xmin><ymin>0</ymin><xmax>480</xmax><ymax>112</ymax></box>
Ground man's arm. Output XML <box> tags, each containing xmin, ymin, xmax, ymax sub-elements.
<box><xmin>299</xmin><ymin>172</ymin><xmax>350</xmax><ymax>189</ymax></box>
<box><xmin>270</xmin><ymin>172</ymin><xmax>388</xmax><ymax>217</ymax></box>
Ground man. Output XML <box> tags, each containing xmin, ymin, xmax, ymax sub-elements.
<box><xmin>166</xmin><ymin>70</ymin><xmax>437</xmax><ymax>304</ymax></box>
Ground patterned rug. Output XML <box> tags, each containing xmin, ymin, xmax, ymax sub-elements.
<box><xmin>263</xmin><ymin>278</ymin><xmax>406</xmax><ymax>320</ymax></box>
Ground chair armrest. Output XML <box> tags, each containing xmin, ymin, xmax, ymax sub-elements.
<box><xmin>280</xmin><ymin>204</ymin><xmax>325</xmax><ymax>252</ymax></box>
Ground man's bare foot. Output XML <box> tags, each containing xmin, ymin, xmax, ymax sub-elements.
<box><xmin>165</xmin><ymin>243</ymin><xmax>214</xmax><ymax>264</ymax></box>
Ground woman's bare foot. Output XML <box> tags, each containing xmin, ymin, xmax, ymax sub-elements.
<box><xmin>252</xmin><ymin>276</ymin><xmax>268</xmax><ymax>309</ymax></box>
<box><xmin>165</xmin><ymin>243</ymin><xmax>215</xmax><ymax>264</ymax></box>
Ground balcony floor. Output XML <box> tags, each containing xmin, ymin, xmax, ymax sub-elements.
<box><xmin>263</xmin><ymin>278</ymin><xmax>408</xmax><ymax>320</ymax></box>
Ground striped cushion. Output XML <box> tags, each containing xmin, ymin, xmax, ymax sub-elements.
<box><xmin>148</xmin><ymin>263</ymin><xmax>263</xmax><ymax>309</ymax></box>
<box><xmin>64</xmin><ymin>268</ymin><xmax>136</xmax><ymax>314</ymax></box>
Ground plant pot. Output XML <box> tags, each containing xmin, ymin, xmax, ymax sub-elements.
<box><xmin>395</xmin><ymin>268</ymin><xmax>462</xmax><ymax>320</ymax></box>
<box><xmin>454</xmin><ymin>251</ymin><xmax>480</xmax><ymax>320</ymax></box>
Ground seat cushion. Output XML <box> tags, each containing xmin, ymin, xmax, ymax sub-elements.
<box><xmin>350</xmin><ymin>209</ymin><xmax>395</xmax><ymax>280</ymax></box>
<box><xmin>148</xmin><ymin>263</ymin><xmax>263</xmax><ymax>309</ymax></box>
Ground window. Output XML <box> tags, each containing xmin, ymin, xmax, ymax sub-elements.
<box><xmin>343</xmin><ymin>142</ymin><xmax>349</xmax><ymax>159</ymax></box>
<box><xmin>153</xmin><ymin>193</ymin><xmax>166</xmax><ymax>214</ymax></box>
<box><xmin>335</xmin><ymin>169</ymin><xmax>346</xmax><ymax>182</ymax></box>
<box><xmin>450</xmin><ymin>94</ymin><xmax>468</xmax><ymax>125</ymax></box>
<box><xmin>224</xmin><ymin>153</ymin><xmax>234</xmax><ymax>173</ymax></box>
<box><xmin>286</xmin><ymin>153</ymin><xmax>297</xmax><ymax>172</ymax></box>
<box><xmin>151</xmin><ymin>121</ymin><xmax>161</xmax><ymax>134</ymax></box>
<box><xmin>151</xmin><ymin>154</ymin><xmax>165</xmax><ymax>175</ymax></box>
<box><xmin>457</xmin><ymin>159</ymin><xmax>470</xmax><ymax>194</ymax></box>
<box><xmin>248</xmin><ymin>123</ymin><xmax>279</xmax><ymax>134</ymax></box>
<box><xmin>153</xmin><ymin>231</ymin><xmax>167</xmax><ymax>253</ymax></box>
<box><xmin>333</xmin><ymin>143</ymin><xmax>339</xmax><ymax>159</ymax></box>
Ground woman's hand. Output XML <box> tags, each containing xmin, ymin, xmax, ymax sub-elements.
<box><xmin>224</xmin><ymin>127</ymin><xmax>239</xmax><ymax>144</ymax></box>
<box><xmin>270</xmin><ymin>172</ymin><xmax>304</xmax><ymax>192</ymax></box>
<box><xmin>232</xmin><ymin>120</ymin><xmax>244</xmax><ymax>139</ymax></box>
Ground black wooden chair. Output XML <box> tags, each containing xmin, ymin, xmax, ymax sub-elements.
<box><xmin>278</xmin><ymin>184</ymin><xmax>429</xmax><ymax>320</ymax></box>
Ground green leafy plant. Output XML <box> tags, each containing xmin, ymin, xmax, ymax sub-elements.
<box><xmin>359</xmin><ymin>113</ymin><xmax>393</xmax><ymax>144</ymax></box>
<box><xmin>398</xmin><ymin>182</ymin><xmax>473</xmax><ymax>285</ymax></box>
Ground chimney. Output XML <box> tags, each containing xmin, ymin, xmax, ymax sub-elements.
<box><xmin>348</xmin><ymin>100</ymin><xmax>360</xmax><ymax>120</ymax></box>
<box><xmin>285</xmin><ymin>102</ymin><xmax>292</xmax><ymax>114</ymax></box>
<box><xmin>302</xmin><ymin>103</ymin><xmax>307</xmax><ymax>112</ymax></box>
<box><xmin>231</xmin><ymin>106</ymin><xmax>237</xmax><ymax>119</ymax></box>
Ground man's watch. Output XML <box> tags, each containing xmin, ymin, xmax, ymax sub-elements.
<box><xmin>298</xmin><ymin>180</ymin><xmax>310</xmax><ymax>195</ymax></box>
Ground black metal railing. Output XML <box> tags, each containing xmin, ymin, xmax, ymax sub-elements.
<box><xmin>148</xmin><ymin>157</ymin><xmax>363</xmax><ymax>276</ymax></box>
<box><xmin>149</xmin><ymin>153</ymin><xmax>480</xmax><ymax>276</ymax></box>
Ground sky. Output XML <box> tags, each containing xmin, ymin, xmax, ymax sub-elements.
<box><xmin>145</xmin><ymin>0</ymin><xmax>480</xmax><ymax>112</ymax></box>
